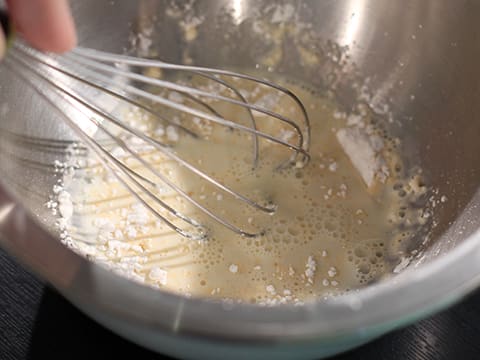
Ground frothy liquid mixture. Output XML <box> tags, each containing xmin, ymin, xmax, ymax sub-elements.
<box><xmin>53</xmin><ymin>78</ymin><xmax>425</xmax><ymax>305</ymax></box>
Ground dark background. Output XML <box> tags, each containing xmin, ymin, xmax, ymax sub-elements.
<box><xmin>1</xmin><ymin>247</ymin><xmax>479</xmax><ymax>360</ymax></box>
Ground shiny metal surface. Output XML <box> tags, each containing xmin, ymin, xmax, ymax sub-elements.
<box><xmin>0</xmin><ymin>1</ymin><xmax>479</xmax><ymax>359</ymax></box>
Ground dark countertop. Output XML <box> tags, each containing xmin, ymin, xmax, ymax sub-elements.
<box><xmin>1</xmin><ymin>247</ymin><xmax>479</xmax><ymax>360</ymax></box>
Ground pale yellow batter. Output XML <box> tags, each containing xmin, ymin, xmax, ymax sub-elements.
<box><xmin>53</xmin><ymin>78</ymin><xmax>426</xmax><ymax>305</ymax></box>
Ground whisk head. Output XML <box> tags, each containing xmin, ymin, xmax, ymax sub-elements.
<box><xmin>5</xmin><ymin>41</ymin><xmax>311</xmax><ymax>240</ymax></box>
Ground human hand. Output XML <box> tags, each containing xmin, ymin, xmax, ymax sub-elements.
<box><xmin>1</xmin><ymin>0</ymin><xmax>77</xmax><ymax>57</ymax></box>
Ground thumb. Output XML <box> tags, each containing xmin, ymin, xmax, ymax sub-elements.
<box><xmin>6</xmin><ymin>0</ymin><xmax>77</xmax><ymax>53</ymax></box>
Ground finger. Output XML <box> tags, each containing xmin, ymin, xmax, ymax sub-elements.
<box><xmin>7</xmin><ymin>0</ymin><xmax>77</xmax><ymax>53</ymax></box>
<box><xmin>0</xmin><ymin>28</ymin><xmax>5</xmax><ymax>60</ymax></box>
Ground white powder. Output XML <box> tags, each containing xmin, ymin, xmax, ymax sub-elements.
<box><xmin>128</xmin><ymin>204</ymin><xmax>149</xmax><ymax>225</ymax></box>
<box><xmin>166</xmin><ymin>125</ymin><xmax>180</xmax><ymax>142</ymax></box>
<box><xmin>229</xmin><ymin>264</ymin><xmax>238</xmax><ymax>273</ymax></box>
<box><xmin>266</xmin><ymin>285</ymin><xmax>276</xmax><ymax>294</ymax></box>
<box><xmin>46</xmin><ymin>200</ymin><xmax>57</xmax><ymax>209</ymax></box>
<box><xmin>111</xmin><ymin>147</ymin><xmax>127</xmax><ymax>158</ymax></box>
<box><xmin>279</xmin><ymin>129</ymin><xmax>295</xmax><ymax>142</ymax></box>
<box><xmin>168</xmin><ymin>91</ymin><xmax>184</xmax><ymax>104</ymax></box>
<box><xmin>369</xmin><ymin>135</ymin><xmax>385</xmax><ymax>152</ymax></box>
<box><xmin>270</xmin><ymin>3</ymin><xmax>295</xmax><ymax>23</ymax></box>
<box><xmin>114</xmin><ymin>229</ymin><xmax>124</xmax><ymax>240</ymax></box>
<box><xmin>288</xmin><ymin>266</ymin><xmax>295</xmax><ymax>276</ymax></box>
<box><xmin>131</xmin><ymin>244</ymin><xmax>144</xmax><ymax>253</ymax></box>
<box><xmin>305</xmin><ymin>256</ymin><xmax>317</xmax><ymax>284</ymax></box>
<box><xmin>137</xmin><ymin>33</ymin><xmax>152</xmax><ymax>56</ymax></box>
<box><xmin>328</xmin><ymin>162</ymin><xmax>338</xmax><ymax>172</ymax></box>
<box><xmin>336</xmin><ymin>127</ymin><xmax>387</xmax><ymax>189</ymax></box>
<box><xmin>107</xmin><ymin>240</ymin><xmax>131</xmax><ymax>254</ymax></box>
<box><xmin>346</xmin><ymin>114</ymin><xmax>364</xmax><ymax>127</ymax></box>
<box><xmin>327</xmin><ymin>266</ymin><xmax>337</xmax><ymax>278</ymax></box>
<box><xmin>57</xmin><ymin>190</ymin><xmax>73</xmax><ymax>220</ymax></box>
<box><xmin>148</xmin><ymin>266</ymin><xmax>168</xmax><ymax>285</ymax></box>
<box><xmin>154</xmin><ymin>126</ymin><xmax>165</xmax><ymax>137</ymax></box>
<box><xmin>126</xmin><ymin>226</ymin><xmax>137</xmax><ymax>239</ymax></box>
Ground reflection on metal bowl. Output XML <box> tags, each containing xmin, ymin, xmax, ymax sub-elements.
<box><xmin>0</xmin><ymin>1</ymin><xmax>479</xmax><ymax>359</ymax></box>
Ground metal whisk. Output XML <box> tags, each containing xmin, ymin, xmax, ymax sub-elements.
<box><xmin>4</xmin><ymin>41</ymin><xmax>311</xmax><ymax>240</ymax></box>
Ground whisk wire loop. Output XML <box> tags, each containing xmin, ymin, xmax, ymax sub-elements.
<box><xmin>6</xmin><ymin>41</ymin><xmax>311</xmax><ymax>239</ymax></box>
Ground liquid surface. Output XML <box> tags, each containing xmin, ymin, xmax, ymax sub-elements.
<box><xmin>51</xmin><ymin>77</ymin><xmax>427</xmax><ymax>305</ymax></box>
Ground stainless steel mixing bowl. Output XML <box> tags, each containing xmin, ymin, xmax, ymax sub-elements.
<box><xmin>0</xmin><ymin>1</ymin><xmax>479</xmax><ymax>359</ymax></box>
